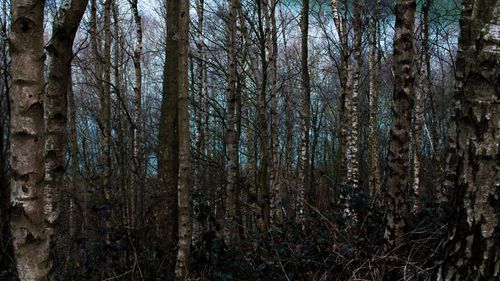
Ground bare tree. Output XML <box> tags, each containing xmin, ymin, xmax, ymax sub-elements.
<box><xmin>174</xmin><ymin>0</ymin><xmax>191</xmax><ymax>278</ymax></box>
<box><xmin>129</xmin><ymin>0</ymin><xmax>143</xmax><ymax>230</ymax></box>
<box><xmin>385</xmin><ymin>0</ymin><xmax>416</xmax><ymax>246</ymax></box>
<box><xmin>368</xmin><ymin>0</ymin><xmax>382</xmax><ymax>198</ymax></box>
<box><xmin>44</xmin><ymin>0</ymin><xmax>88</xmax><ymax>255</ymax></box>
<box><xmin>297</xmin><ymin>0</ymin><xmax>310</xmax><ymax>222</ymax></box>
<box><xmin>224</xmin><ymin>0</ymin><xmax>240</xmax><ymax>244</ymax></box>
<box><xmin>346</xmin><ymin>0</ymin><xmax>362</xmax><ymax>190</ymax></box>
<box><xmin>158</xmin><ymin>0</ymin><xmax>180</xmax><ymax>274</ymax></box>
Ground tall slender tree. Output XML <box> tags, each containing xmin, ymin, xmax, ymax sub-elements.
<box><xmin>330</xmin><ymin>0</ymin><xmax>349</xmax><ymax>184</ymax></box>
<box><xmin>130</xmin><ymin>0</ymin><xmax>143</xmax><ymax>230</ymax></box>
<box><xmin>257</xmin><ymin>0</ymin><xmax>270</xmax><ymax>229</ymax></box>
<box><xmin>297</xmin><ymin>0</ymin><xmax>310</xmax><ymax>222</ymax></box>
<box><xmin>158</xmin><ymin>0</ymin><xmax>180</xmax><ymax>274</ymax></box>
<box><xmin>368</xmin><ymin>0</ymin><xmax>381</xmax><ymax>198</ymax></box>
<box><xmin>385</xmin><ymin>0</ymin><xmax>416</xmax><ymax>246</ymax></box>
<box><xmin>224</xmin><ymin>0</ymin><xmax>240</xmax><ymax>244</ymax></box>
<box><xmin>346</xmin><ymin>0</ymin><xmax>362</xmax><ymax>190</ymax></box>
<box><xmin>174</xmin><ymin>0</ymin><xmax>191</xmax><ymax>278</ymax></box>
<box><xmin>267</xmin><ymin>0</ymin><xmax>280</xmax><ymax>225</ymax></box>
<box><xmin>411</xmin><ymin>0</ymin><xmax>432</xmax><ymax>212</ymax></box>
<box><xmin>44</xmin><ymin>0</ymin><xmax>88</xmax><ymax>251</ymax></box>
<box><xmin>100</xmin><ymin>0</ymin><xmax>113</xmax><ymax>275</ymax></box>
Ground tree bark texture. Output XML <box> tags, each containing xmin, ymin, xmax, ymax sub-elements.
<box><xmin>385</xmin><ymin>0</ymin><xmax>416</xmax><ymax>246</ymax></box>
<box><xmin>45</xmin><ymin>0</ymin><xmax>88</xmax><ymax>261</ymax></box>
<box><xmin>346</xmin><ymin>0</ymin><xmax>362</xmax><ymax>190</ymax></box>
<box><xmin>9</xmin><ymin>0</ymin><xmax>49</xmax><ymax>278</ymax></box>
<box><xmin>224</xmin><ymin>0</ymin><xmax>240</xmax><ymax>245</ymax></box>
<box><xmin>438</xmin><ymin>0</ymin><xmax>500</xmax><ymax>280</ymax></box>
<box><xmin>174</xmin><ymin>0</ymin><xmax>191</xmax><ymax>278</ymax></box>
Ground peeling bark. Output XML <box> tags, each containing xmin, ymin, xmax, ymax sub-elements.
<box><xmin>346</xmin><ymin>0</ymin><xmax>362</xmax><ymax>190</ymax></box>
<box><xmin>9</xmin><ymin>0</ymin><xmax>49</xmax><ymax>278</ymax></box>
<box><xmin>385</xmin><ymin>0</ymin><xmax>416</xmax><ymax>246</ymax></box>
<box><xmin>438</xmin><ymin>0</ymin><xmax>500</xmax><ymax>280</ymax></box>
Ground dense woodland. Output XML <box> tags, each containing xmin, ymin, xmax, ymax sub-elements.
<box><xmin>0</xmin><ymin>0</ymin><xmax>498</xmax><ymax>280</ymax></box>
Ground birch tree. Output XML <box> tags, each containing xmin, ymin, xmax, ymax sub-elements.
<box><xmin>385</xmin><ymin>0</ymin><xmax>416</xmax><ymax>246</ymax></box>
<box><xmin>345</xmin><ymin>0</ymin><xmax>362</xmax><ymax>189</ymax></box>
<box><xmin>174</xmin><ymin>0</ymin><xmax>191</xmax><ymax>278</ymax></box>
<box><xmin>9</xmin><ymin>0</ymin><xmax>49</xmax><ymax>278</ymax></box>
<box><xmin>297</xmin><ymin>0</ymin><xmax>310</xmax><ymax>222</ymax></box>
<box><xmin>45</xmin><ymin>0</ymin><xmax>88</xmax><ymax>268</ymax></box>
<box><xmin>438</xmin><ymin>0</ymin><xmax>500</xmax><ymax>279</ymax></box>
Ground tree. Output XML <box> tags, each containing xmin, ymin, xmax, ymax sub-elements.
<box><xmin>438</xmin><ymin>0</ymin><xmax>500</xmax><ymax>279</ymax></box>
<box><xmin>297</xmin><ymin>0</ymin><xmax>310</xmax><ymax>222</ymax></box>
<box><xmin>100</xmin><ymin>0</ymin><xmax>113</xmax><ymax>275</ymax></box>
<box><xmin>158</xmin><ymin>0</ymin><xmax>180</xmax><ymax>274</ymax></box>
<box><xmin>45</xmin><ymin>0</ymin><xmax>88</xmax><ymax>253</ymax></box>
<box><xmin>174</xmin><ymin>0</ymin><xmax>191</xmax><ymax>278</ymax></box>
<box><xmin>411</xmin><ymin>0</ymin><xmax>432</xmax><ymax>212</ymax></box>
<box><xmin>330</xmin><ymin>0</ymin><xmax>349</xmax><ymax>185</ymax></box>
<box><xmin>368</xmin><ymin>0</ymin><xmax>382</xmax><ymax>198</ymax></box>
<box><xmin>346</xmin><ymin>0</ymin><xmax>362</xmax><ymax>190</ymax></box>
<box><xmin>129</xmin><ymin>0</ymin><xmax>143</xmax><ymax>230</ymax></box>
<box><xmin>9</xmin><ymin>0</ymin><xmax>48</xmax><ymax>278</ymax></box>
<box><xmin>267</xmin><ymin>0</ymin><xmax>281</xmax><ymax>225</ymax></box>
<box><xmin>384</xmin><ymin>0</ymin><xmax>416</xmax><ymax>246</ymax></box>
<box><xmin>257</xmin><ymin>0</ymin><xmax>270</xmax><ymax>229</ymax></box>
<box><xmin>224</xmin><ymin>0</ymin><xmax>240</xmax><ymax>244</ymax></box>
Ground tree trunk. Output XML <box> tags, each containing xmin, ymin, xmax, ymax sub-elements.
<box><xmin>100</xmin><ymin>0</ymin><xmax>113</xmax><ymax>275</ymax></box>
<box><xmin>437</xmin><ymin>1</ymin><xmax>500</xmax><ymax>280</ymax></box>
<box><xmin>45</xmin><ymin>0</ymin><xmax>88</xmax><ymax>256</ymax></box>
<box><xmin>297</xmin><ymin>0</ymin><xmax>310</xmax><ymax>223</ymax></box>
<box><xmin>385</xmin><ymin>0</ymin><xmax>416</xmax><ymax>246</ymax></box>
<box><xmin>267</xmin><ymin>0</ymin><xmax>281</xmax><ymax>226</ymax></box>
<box><xmin>331</xmin><ymin>0</ymin><xmax>349</xmax><ymax>185</ymax></box>
<box><xmin>346</xmin><ymin>0</ymin><xmax>362</xmax><ymax>190</ymax></box>
<box><xmin>280</xmin><ymin>3</ymin><xmax>294</xmax><ymax>222</ymax></box>
<box><xmin>257</xmin><ymin>0</ymin><xmax>270</xmax><ymax>229</ymax></box>
<box><xmin>0</xmin><ymin>5</ymin><xmax>11</xmax><ymax>268</ymax></box>
<box><xmin>368</xmin><ymin>2</ymin><xmax>381</xmax><ymax>199</ymax></box>
<box><xmin>158</xmin><ymin>0</ymin><xmax>180</xmax><ymax>274</ymax></box>
<box><xmin>174</xmin><ymin>0</ymin><xmax>191</xmax><ymax>278</ymax></box>
<box><xmin>130</xmin><ymin>0</ymin><xmax>143</xmax><ymax>231</ymax></box>
<box><xmin>224</xmin><ymin>0</ymin><xmax>240</xmax><ymax>245</ymax></box>
<box><xmin>9</xmin><ymin>0</ymin><xmax>49</xmax><ymax>279</ymax></box>
<box><xmin>68</xmin><ymin>73</ymin><xmax>78</xmax><ymax>240</ymax></box>
<box><xmin>193</xmin><ymin>0</ymin><xmax>206</xmax><ymax>242</ymax></box>
<box><xmin>411</xmin><ymin>0</ymin><xmax>431</xmax><ymax>212</ymax></box>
